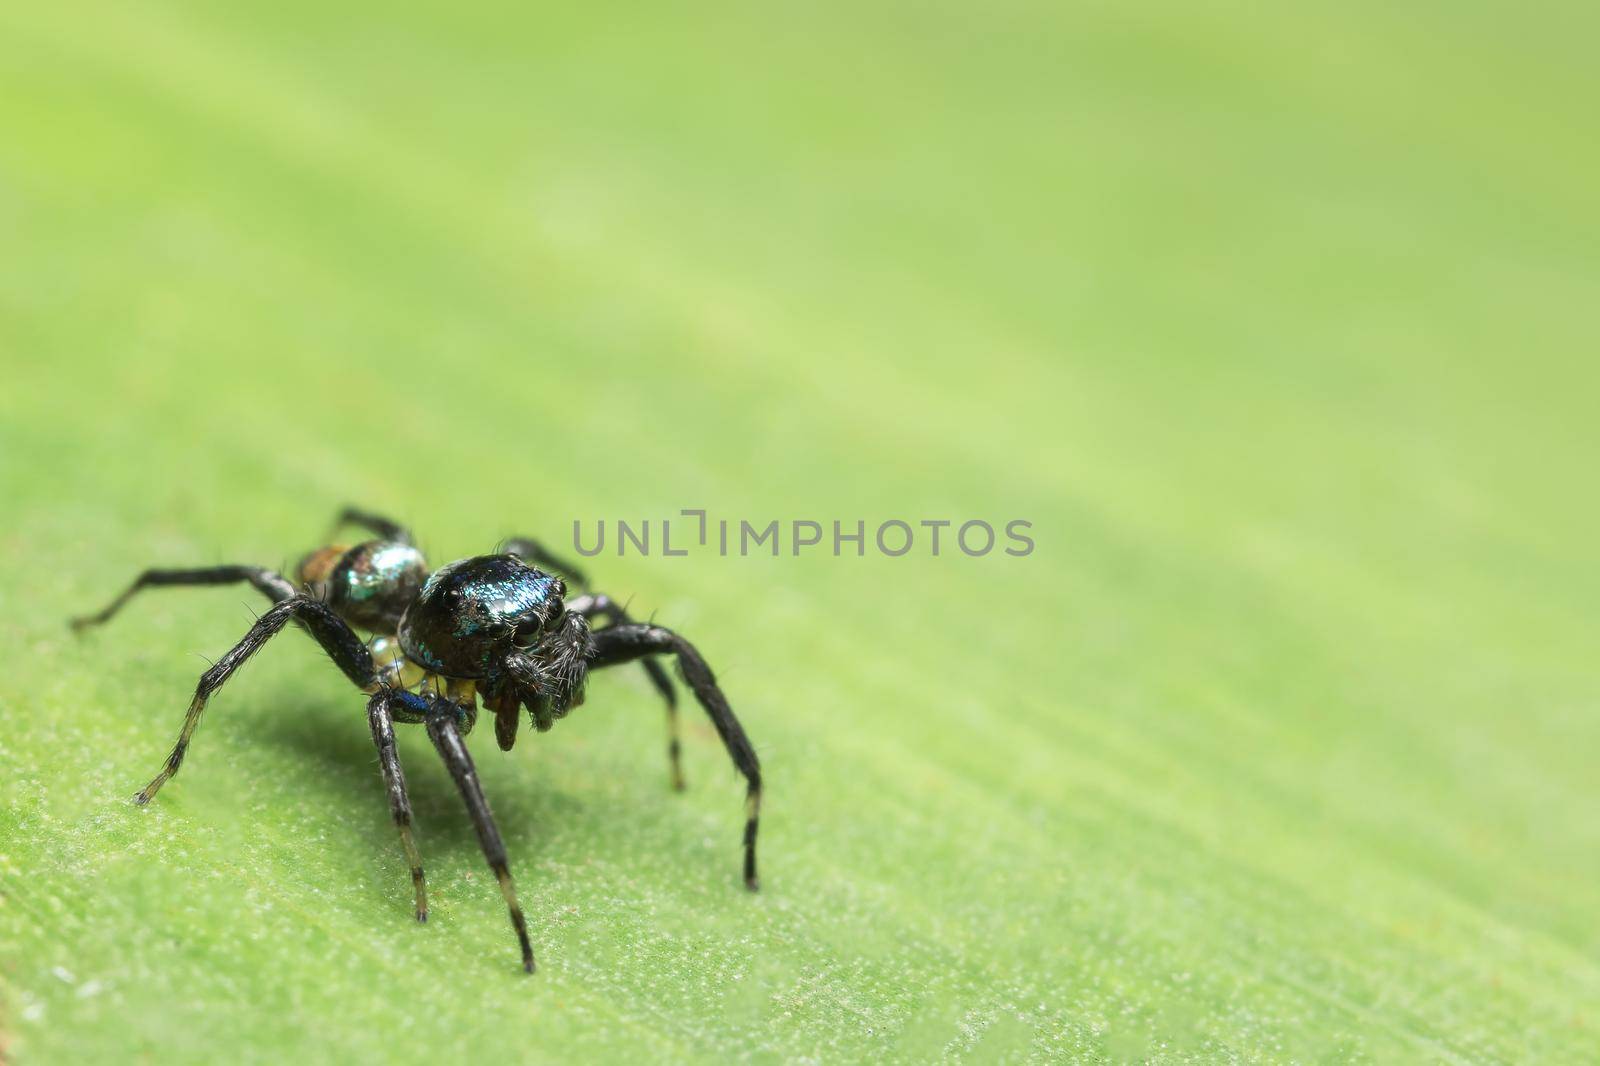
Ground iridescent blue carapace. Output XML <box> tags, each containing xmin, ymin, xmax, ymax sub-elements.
<box><xmin>399</xmin><ymin>555</ymin><xmax>565</xmax><ymax>677</ymax></box>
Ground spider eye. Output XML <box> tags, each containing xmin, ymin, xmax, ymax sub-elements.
<box><xmin>514</xmin><ymin>594</ymin><xmax>565</xmax><ymax>647</ymax></box>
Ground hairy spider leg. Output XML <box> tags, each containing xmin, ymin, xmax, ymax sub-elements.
<box><xmin>367</xmin><ymin>692</ymin><xmax>429</xmax><ymax>922</ymax></box>
<box><xmin>423</xmin><ymin>699</ymin><xmax>537</xmax><ymax>973</ymax></box>
<box><xmin>69</xmin><ymin>565</ymin><xmax>298</xmax><ymax>632</ymax></box>
<box><xmin>568</xmin><ymin>592</ymin><xmax>684</xmax><ymax>790</ymax></box>
<box><xmin>133</xmin><ymin>597</ymin><xmax>376</xmax><ymax>805</ymax></box>
<box><xmin>589</xmin><ymin>624</ymin><xmax>762</xmax><ymax>890</ymax></box>
<box><xmin>329</xmin><ymin>505</ymin><xmax>413</xmax><ymax>545</ymax></box>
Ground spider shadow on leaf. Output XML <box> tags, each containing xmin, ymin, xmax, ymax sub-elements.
<box><xmin>253</xmin><ymin>696</ymin><xmax>587</xmax><ymax>867</ymax></box>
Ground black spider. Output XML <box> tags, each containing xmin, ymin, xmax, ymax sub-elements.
<box><xmin>69</xmin><ymin>507</ymin><xmax>761</xmax><ymax>973</ymax></box>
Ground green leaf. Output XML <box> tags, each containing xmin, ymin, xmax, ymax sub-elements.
<box><xmin>2</xmin><ymin>1</ymin><xmax>1598</xmax><ymax>1061</ymax></box>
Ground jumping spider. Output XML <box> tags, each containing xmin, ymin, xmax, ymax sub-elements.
<box><xmin>69</xmin><ymin>507</ymin><xmax>761</xmax><ymax>973</ymax></box>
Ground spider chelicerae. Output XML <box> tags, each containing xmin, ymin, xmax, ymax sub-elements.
<box><xmin>69</xmin><ymin>507</ymin><xmax>761</xmax><ymax>973</ymax></box>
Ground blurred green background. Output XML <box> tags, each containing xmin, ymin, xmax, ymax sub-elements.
<box><xmin>2</xmin><ymin>1</ymin><xmax>1598</xmax><ymax>1062</ymax></box>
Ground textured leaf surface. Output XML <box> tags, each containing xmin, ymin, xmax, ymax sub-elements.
<box><xmin>1</xmin><ymin>1</ymin><xmax>1598</xmax><ymax>1062</ymax></box>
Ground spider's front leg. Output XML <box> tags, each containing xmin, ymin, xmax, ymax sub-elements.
<box><xmin>568</xmin><ymin>592</ymin><xmax>684</xmax><ymax>790</ymax></box>
<box><xmin>133</xmin><ymin>596</ymin><xmax>375</xmax><ymax>804</ymax></box>
<box><xmin>504</xmin><ymin>535</ymin><xmax>682</xmax><ymax>786</ymax></box>
<box><xmin>367</xmin><ymin>690</ymin><xmax>429</xmax><ymax>923</ymax></box>
<box><xmin>421</xmin><ymin>695</ymin><xmax>536</xmax><ymax>973</ymax></box>
<box><xmin>588</xmin><ymin>624</ymin><xmax>763</xmax><ymax>890</ymax></box>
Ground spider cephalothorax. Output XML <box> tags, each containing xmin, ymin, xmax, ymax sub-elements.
<box><xmin>70</xmin><ymin>507</ymin><xmax>762</xmax><ymax>974</ymax></box>
<box><xmin>398</xmin><ymin>554</ymin><xmax>595</xmax><ymax>739</ymax></box>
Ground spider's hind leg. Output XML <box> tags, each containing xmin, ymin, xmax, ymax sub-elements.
<box><xmin>329</xmin><ymin>506</ymin><xmax>413</xmax><ymax>545</ymax></box>
<box><xmin>69</xmin><ymin>565</ymin><xmax>297</xmax><ymax>632</ymax></box>
<box><xmin>134</xmin><ymin>596</ymin><xmax>375</xmax><ymax>805</ymax></box>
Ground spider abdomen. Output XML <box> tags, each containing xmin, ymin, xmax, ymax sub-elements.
<box><xmin>298</xmin><ymin>540</ymin><xmax>429</xmax><ymax>632</ymax></box>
